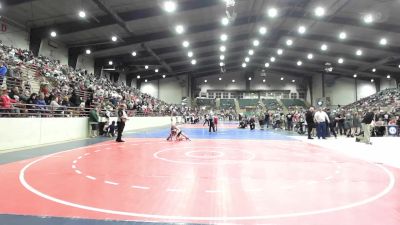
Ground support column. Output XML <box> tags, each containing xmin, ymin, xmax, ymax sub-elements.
<box><xmin>321</xmin><ymin>71</ymin><xmax>326</xmax><ymax>98</ymax></box>
<box><xmin>308</xmin><ymin>78</ymin><xmax>313</xmax><ymax>106</ymax></box>
<box><xmin>94</xmin><ymin>60</ymin><xmax>103</xmax><ymax>78</ymax></box>
<box><xmin>375</xmin><ymin>79</ymin><xmax>381</xmax><ymax>93</ymax></box>
<box><xmin>190</xmin><ymin>75</ymin><xmax>197</xmax><ymax>99</ymax></box>
<box><xmin>187</xmin><ymin>74</ymin><xmax>192</xmax><ymax>106</ymax></box>
<box><xmin>245</xmin><ymin>75</ymin><xmax>250</xmax><ymax>91</ymax></box>
<box><xmin>355</xmin><ymin>78</ymin><xmax>358</xmax><ymax>101</ymax></box>
<box><xmin>157</xmin><ymin>79</ymin><xmax>160</xmax><ymax>99</ymax></box>
<box><xmin>68</xmin><ymin>47</ymin><xmax>81</xmax><ymax>70</ymax></box>
<box><xmin>136</xmin><ymin>79</ymin><xmax>142</xmax><ymax>90</ymax></box>
<box><xmin>29</xmin><ymin>29</ymin><xmax>43</xmax><ymax>57</ymax></box>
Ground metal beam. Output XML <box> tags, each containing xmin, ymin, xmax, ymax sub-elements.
<box><xmin>83</xmin><ymin>21</ymin><xmax>400</xmax><ymax>65</ymax></box>
<box><xmin>91</xmin><ymin>0</ymin><xmax>134</xmax><ymax>35</ymax></box>
<box><xmin>91</xmin><ymin>0</ymin><xmax>173</xmax><ymax>74</ymax></box>
<box><xmin>26</xmin><ymin>1</ymin><xmax>400</xmax><ymax>49</ymax></box>
<box><xmin>96</xmin><ymin>34</ymin><xmax>378</xmax><ymax>66</ymax></box>
<box><xmin>30</xmin><ymin>0</ymin><xmax>218</xmax><ymax>37</ymax></box>
<box><xmin>3</xmin><ymin>0</ymin><xmax>37</xmax><ymax>6</ymax></box>
<box><xmin>141</xmin><ymin>43</ymin><xmax>173</xmax><ymax>73</ymax></box>
<box><xmin>100</xmin><ymin>40</ymin><xmax>398</xmax><ymax>78</ymax></box>
<box><xmin>357</xmin><ymin>56</ymin><xmax>400</xmax><ymax>72</ymax></box>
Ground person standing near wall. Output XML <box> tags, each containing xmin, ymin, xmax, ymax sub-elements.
<box><xmin>213</xmin><ymin>115</ymin><xmax>218</xmax><ymax>131</ymax></box>
<box><xmin>286</xmin><ymin>111</ymin><xmax>293</xmax><ymax>131</ymax></box>
<box><xmin>336</xmin><ymin>111</ymin><xmax>345</xmax><ymax>136</ymax></box>
<box><xmin>357</xmin><ymin>108</ymin><xmax>376</xmax><ymax>145</ymax></box>
<box><xmin>208</xmin><ymin>114</ymin><xmax>216</xmax><ymax>132</ymax></box>
<box><xmin>116</xmin><ymin>104</ymin><xmax>128</xmax><ymax>142</ymax></box>
<box><xmin>305</xmin><ymin>107</ymin><xmax>315</xmax><ymax>139</ymax></box>
<box><xmin>327</xmin><ymin>109</ymin><xmax>337</xmax><ymax>139</ymax></box>
<box><xmin>314</xmin><ymin>108</ymin><xmax>330</xmax><ymax>139</ymax></box>
<box><xmin>88</xmin><ymin>107</ymin><xmax>100</xmax><ymax>138</ymax></box>
<box><xmin>264</xmin><ymin>111</ymin><xmax>270</xmax><ymax>129</ymax></box>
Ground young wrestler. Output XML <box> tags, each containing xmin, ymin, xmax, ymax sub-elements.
<box><xmin>167</xmin><ymin>124</ymin><xmax>190</xmax><ymax>141</ymax></box>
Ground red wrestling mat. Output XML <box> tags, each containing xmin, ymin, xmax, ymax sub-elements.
<box><xmin>1</xmin><ymin>138</ymin><xmax>399</xmax><ymax>225</ymax></box>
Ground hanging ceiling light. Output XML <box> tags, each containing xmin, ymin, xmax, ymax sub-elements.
<box><xmin>78</xmin><ymin>10</ymin><xmax>86</xmax><ymax>18</ymax></box>
<box><xmin>163</xmin><ymin>1</ymin><xmax>177</xmax><ymax>13</ymax></box>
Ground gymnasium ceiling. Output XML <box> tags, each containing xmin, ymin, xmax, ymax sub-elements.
<box><xmin>3</xmin><ymin>0</ymin><xmax>400</xmax><ymax>81</ymax></box>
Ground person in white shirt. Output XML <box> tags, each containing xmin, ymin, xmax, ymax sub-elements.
<box><xmin>314</xmin><ymin>108</ymin><xmax>330</xmax><ymax>139</ymax></box>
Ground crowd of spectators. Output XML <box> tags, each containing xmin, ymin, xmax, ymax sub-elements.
<box><xmin>0</xmin><ymin>42</ymin><xmax>195</xmax><ymax>117</ymax></box>
<box><xmin>342</xmin><ymin>88</ymin><xmax>400</xmax><ymax>116</ymax></box>
<box><xmin>237</xmin><ymin>88</ymin><xmax>400</xmax><ymax>138</ymax></box>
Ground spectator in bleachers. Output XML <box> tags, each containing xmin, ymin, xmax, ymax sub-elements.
<box><xmin>36</xmin><ymin>93</ymin><xmax>47</xmax><ymax>111</ymax></box>
<box><xmin>1</xmin><ymin>87</ymin><xmax>17</xmax><ymax>113</ymax></box>
<box><xmin>49</xmin><ymin>96</ymin><xmax>61</xmax><ymax>112</ymax></box>
<box><xmin>69</xmin><ymin>90</ymin><xmax>81</xmax><ymax>107</ymax></box>
<box><xmin>61</xmin><ymin>96</ymin><xmax>70</xmax><ymax>107</ymax></box>
<box><xmin>26</xmin><ymin>93</ymin><xmax>38</xmax><ymax>114</ymax></box>
<box><xmin>27</xmin><ymin>93</ymin><xmax>38</xmax><ymax>106</ymax></box>
<box><xmin>0</xmin><ymin>61</ymin><xmax>7</xmax><ymax>77</ymax></box>
<box><xmin>19</xmin><ymin>90</ymin><xmax>30</xmax><ymax>103</ymax></box>
<box><xmin>8</xmin><ymin>87</ymin><xmax>19</xmax><ymax>100</ymax></box>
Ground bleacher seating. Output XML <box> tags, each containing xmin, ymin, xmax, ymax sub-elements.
<box><xmin>262</xmin><ymin>99</ymin><xmax>280</xmax><ymax>110</ymax></box>
<box><xmin>344</xmin><ymin>88</ymin><xmax>400</xmax><ymax>111</ymax></box>
<box><xmin>238</xmin><ymin>99</ymin><xmax>259</xmax><ymax>109</ymax></box>
<box><xmin>0</xmin><ymin>43</ymin><xmax>198</xmax><ymax>117</ymax></box>
<box><xmin>220</xmin><ymin>99</ymin><xmax>235</xmax><ymax>110</ymax></box>
<box><xmin>196</xmin><ymin>98</ymin><xmax>216</xmax><ymax>108</ymax></box>
<box><xmin>281</xmin><ymin>99</ymin><xmax>307</xmax><ymax>108</ymax></box>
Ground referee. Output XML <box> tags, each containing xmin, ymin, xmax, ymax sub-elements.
<box><xmin>116</xmin><ymin>104</ymin><xmax>128</xmax><ymax>142</ymax></box>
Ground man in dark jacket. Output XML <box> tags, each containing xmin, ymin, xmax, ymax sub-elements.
<box><xmin>264</xmin><ymin>112</ymin><xmax>270</xmax><ymax>128</ymax></box>
<box><xmin>357</xmin><ymin>108</ymin><xmax>376</xmax><ymax>144</ymax></box>
<box><xmin>327</xmin><ymin>109</ymin><xmax>337</xmax><ymax>138</ymax></box>
<box><xmin>305</xmin><ymin>107</ymin><xmax>315</xmax><ymax>139</ymax></box>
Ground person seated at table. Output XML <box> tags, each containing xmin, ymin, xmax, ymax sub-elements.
<box><xmin>104</xmin><ymin>121</ymin><xmax>116</xmax><ymax>137</ymax></box>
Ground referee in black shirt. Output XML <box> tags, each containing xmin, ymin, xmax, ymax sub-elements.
<box><xmin>116</xmin><ymin>104</ymin><xmax>128</xmax><ymax>142</ymax></box>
